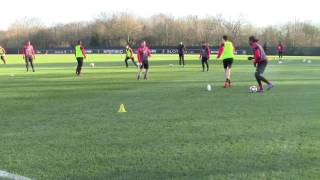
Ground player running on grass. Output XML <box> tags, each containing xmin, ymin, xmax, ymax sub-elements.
<box><xmin>75</xmin><ymin>40</ymin><xmax>86</xmax><ymax>76</ymax></box>
<box><xmin>217</xmin><ymin>35</ymin><xmax>235</xmax><ymax>88</ymax></box>
<box><xmin>199</xmin><ymin>42</ymin><xmax>210</xmax><ymax>72</ymax></box>
<box><xmin>124</xmin><ymin>44</ymin><xmax>138</xmax><ymax>68</ymax></box>
<box><xmin>0</xmin><ymin>46</ymin><xmax>7</xmax><ymax>64</ymax></box>
<box><xmin>248</xmin><ymin>36</ymin><xmax>274</xmax><ymax>92</ymax></box>
<box><xmin>22</xmin><ymin>41</ymin><xmax>36</xmax><ymax>72</ymax></box>
<box><xmin>178</xmin><ymin>42</ymin><xmax>186</xmax><ymax>67</ymax></box>
<box><xmin>137</xmin><ymin>41</ymin><xmax>151</xmax><ymax>80</ymax></box>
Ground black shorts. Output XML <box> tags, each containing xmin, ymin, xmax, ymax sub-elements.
<box><xmin>76</xmin><ymin>57</ymin><xmax>84</xmax><ymax>62</ymax></box>
<box><xmin>126</xmin><ymin>56</ymin><xmax>135</xmax><ymax>61</ymax></box>
<box><xmin>223</xmin><ymin>58</ymin><xmax>234</xmax><ymax>69</ymax></box>
<box><xmin>256</xmin><ymin>61</ymin><xmax>268</xmax><ymax>75</ymax></box>
<box><xmin>202</xmin><ymin>57</ymin><xmax>208</xmax><ymax>62</ymax></box>
<box><xmin>25</xmin><ymin>56</ymin><xmax>33</xmax><ymax>62</ymax></box>
<box><xmin>140</xmin><ymin>60</ymin><xmax>149</xmax><ymax>69</ymax></box>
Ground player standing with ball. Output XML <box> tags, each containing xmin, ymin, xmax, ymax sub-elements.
<box><xmin>249</xmin><ymin>36</ymin><xmax>273</xmax><ymax>92</ymax></box>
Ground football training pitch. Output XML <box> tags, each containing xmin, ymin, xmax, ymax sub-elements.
<box><xmin>0</xmin><ymin>54</ymin><xmax>319</xmax><ymax>179</ymax></box>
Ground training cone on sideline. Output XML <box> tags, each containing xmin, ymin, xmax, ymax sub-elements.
<box><xmin>118</xmin><ymin>104</ymin><xmax>127</xmax><ymax>113</ymax></box>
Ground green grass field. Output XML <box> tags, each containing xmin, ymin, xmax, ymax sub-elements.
<box><xmin>0</xmin><ymin>54</ymin><xmax>319</xmax><ymax>180</ymax></box>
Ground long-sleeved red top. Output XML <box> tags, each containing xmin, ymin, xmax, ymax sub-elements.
<box><xmin>217</xmin><ymin>44</ymin><xmax>224</xmax><ymax>59</ymax></box>
<box><xmin>23</xmin><ymin>45</ymin><xmax>36</xmax><ymax>57</ymax></box>
<box><xmin>251</xmin><ymin>42</ymin><xmax>267</xmax><ymax>65</ymax></box>
<box><xmin>200</xmin><ymin>46</ymin><xmax>211</xmax><ymax>59</ymax></box>
<box><xmin>137</xmin><ymin>46</ymin><xmax>151</xmax><ymax>63</ymax></box>
<box><xmin>277</xmin><ymin>44</ymin><xmax>284</xmax><ymax>52</ymax></box>
<box><xmin>81</xmin><ymin>46</ymin><xmax>86</xmax><ymax>58</ymax></box>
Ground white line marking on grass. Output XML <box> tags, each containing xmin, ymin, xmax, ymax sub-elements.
<box><xmin>0</xmin><ymin>170</ymin><xmax>32</xmax><ymax>180</ymax></box>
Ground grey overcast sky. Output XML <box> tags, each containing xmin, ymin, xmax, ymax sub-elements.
<box><xmin>1</xmin><ymin>0</ymin><xmax>319</xmax><ymax>30</ymax></box>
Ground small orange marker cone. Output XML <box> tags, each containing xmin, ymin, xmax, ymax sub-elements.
<box><xmin>118</xmin><ymin>104</ymin><xmax>127</xmax><ymax>113</ymax></box>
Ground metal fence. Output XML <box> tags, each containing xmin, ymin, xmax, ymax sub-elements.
<box><xmin>5</xmin><ymin>47</ymin><xmax>320</xmax><ymax>56</ymax></box>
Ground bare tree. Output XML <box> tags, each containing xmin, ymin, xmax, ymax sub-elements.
<box><xmin>1</xmin><ymin>14</ymin><xmax>320</xmax><ymax>49</ymax></box>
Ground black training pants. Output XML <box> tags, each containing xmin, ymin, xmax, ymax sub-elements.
<box><xmin>202</xmin><ymin>57</ymin><xmax>209</xmax><ymax>71</ymax></box>
<box><xmin>179</xmin><ymin>54</ymin><xmax>185</xmax><ymax>66</ymax></box>
<box><xmin>76</xmin><ymin>57</ymin><xmax>84</xmax><ymax>75</ymax></box>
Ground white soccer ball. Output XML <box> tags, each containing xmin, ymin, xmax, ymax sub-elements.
<box><xmin>278</xmin><ymin>61</ymin><xmax>283</xmax><ymax>64</ymax></box>
<box><xmin>207</xmin><ymin>84</ymin><xmax>213</xmax><ymax>92</ymax></box>
<box><xmin>249</xmin><ymin>86</ymin><xmax>258</xmax><ymax>93</ymax></box>
<box><xmin>90</xmin><ymin>63</ymin><xmax>95</xmax><ymax>68</ymax></box>
<box><xmin>307</xmin><ymin>60</ymin><xmax>312</xmax><ymax>64</ymax></box>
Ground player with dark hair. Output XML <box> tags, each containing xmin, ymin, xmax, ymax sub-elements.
<box><xmin>217</xmin><ymin>35</ymin><xmax>235</xmax><ymax>88</ymax></box>
<box><xmin>125</xmin><ymin>44</ymin><xmax>137</xmax><ymax>68</ymax></box>
<box><xmin>74</xmin><ymin>40</ymin><xmax>86</xmax><ymax>76</ymax></box>
<box><xmin>248</xmin><ymin>36</ymin><xmax>274</xmax><ymax>92</ymax></box>
<box><xmin>22</xmin><ymin>41</ymin><xmax>36</xmax><ymax>72</ymax></box>
<box><xmin>0</xmin><ymin>46</ymin><xmax>7</xmax><ymax>64</ymax></box>
<box><xmin>277</xmin><ymin>42</ymin><xmax>284</xmax><ymax>61</ymax></box>
<box><xmin>137</xmin><ymin>41</ymin><xmax>151</xmax><ymax>80</ymax></box>
<box><xmin>178</xmin><ymin>42</ymin><xmax>186</xmax><ymax>66</ymax></box>
<box><xmin>199</xmin><ymin>42</ymin><xmax>210</xmax><ymax>72</ymax></box>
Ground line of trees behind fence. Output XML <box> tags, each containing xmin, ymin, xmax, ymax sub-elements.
<box><xmin>1</xmin><ymin>13</ymin><xmax>320</xmax><ymax>51</ymax></box>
